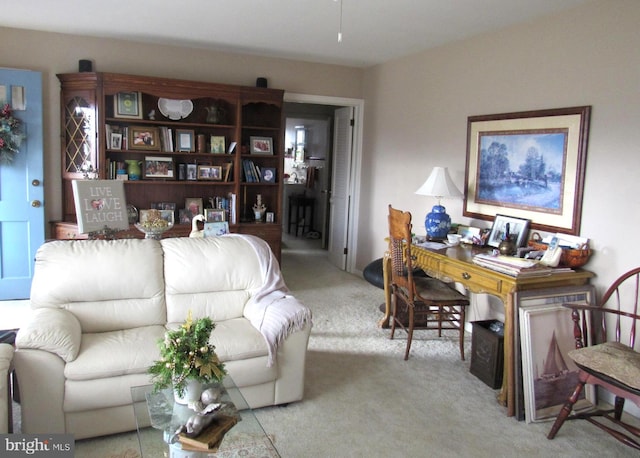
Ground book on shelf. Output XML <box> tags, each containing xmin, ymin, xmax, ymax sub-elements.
<box><xmin>472</xmin><ymin>253</ymin><xmax>573</xmax><ymax>277</ymax></box>
<box><xmin>223</xmin><ymin>161</ymin><xmax>233</xmax><ymax>182</ymax></box>
<box><xmin>227</xmin><ymin>192</ymin><xmax>237</xmax><ymax>224</ymax></box>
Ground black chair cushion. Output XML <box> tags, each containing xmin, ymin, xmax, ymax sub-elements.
<box><xmin>364</xmin><ymin>258</ymin><xmax>428</xmax><ymax>290</ymax></box>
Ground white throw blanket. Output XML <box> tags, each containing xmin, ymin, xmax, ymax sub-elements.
<box><xmin>232</xmin><ymin>234</ymin><xmax>313</xmax><ymax>366</ymax></box>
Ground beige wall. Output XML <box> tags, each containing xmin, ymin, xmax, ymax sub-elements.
<box><xmin>2</xmin><ymin>0</ymin><xmax>638</xmax><ymax>300</ymax></box>
<box><xmin>359</xmin><ymin>0</ymin><xmax>640</xmax><ymax>297</ymax></box>
<box><xmin>0</xmin><ymin>26</ymin><xmax>363</xmax><ymax>227</ymax></box>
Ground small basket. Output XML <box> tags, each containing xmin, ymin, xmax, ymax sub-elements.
<box><xmin>528</xmin><ymin>232</ymin><xmax>591</xmax><ymax>268</ymax></box>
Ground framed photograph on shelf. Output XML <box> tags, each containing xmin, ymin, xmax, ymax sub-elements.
<box><xmin>185</xmin><ymin>198</ymin><xmax>203</xmax><ymax>217</ymax></box>
<box><xmin>114</xmin><ymin>91</ymin><xmax>142</xmax><ymax>119</ymax></box>
<box><xmin>516</xmin><ymin>285</ymin><xmax>596</xmax><ymax>423</ymax></box>
<box><xmin>487</xmin><ymin>214</ymin><xmax>530</xmax><ymax>248</ymax></box>
<box><xmin>204</xmin><ymin>208</ymin><xmax>225</xmax><ymax>222</ymax></box>
<box><xmin>210</xmin><ymin>136</ymin><xmax>226</xmax><ymax>154</ymax></box>
<box><xmin>204</xmin><ymin>221</ymin><xmax>230</xmax><ymax>237</ymax></box>
<box><xmin>176</xmin><ymin>129</ymin><xmax>195</xmax><ymax>152</ymax></box>
<box><xmin>464</xmin><ymin>106</ymin><xmax>591</xmax><ymax>235</ymax></box>
<box><xmin>197</xmin><ymin>165</ymin><xmax>222</xmax><ymax>181</ymax></box>
<box><xmin>249</xmin><ymin>136</ymin><xmax>273</xmax><ymax>155</ymax></box>
<box><xmin>143</xmin><ymin>156</ymin><xmax>174</xmax><ymax>180</ymax></box>
<box><xmin>129</xmin><ymin>126</ymin><xmax>160</xmax><ymax>150</ymax></box>
<box><xmin>178</xmin><ymin>209</ymin><xmax>192</xmax><ymax>224</ymax></box>
<box><xmin>110</xmin><ymin>133</ymin><xmax>123</xmax><ymax>150</ymax></box>
<box><xmin>186</xmin><ymin>164</ymin><xmax>197</xmax><ymax>181</ymax></box>
<box><xmin>261</xmin><ymin>167</ymin><xmax>276</xmax><ymax>183</ymax></box>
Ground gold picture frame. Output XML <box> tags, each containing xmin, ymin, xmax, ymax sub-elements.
<box><xmin>129</xmin><ymin>126</ymin><xmax>160</xmax><ymax>151</ymax></box>
<box><xmin>464</xmin><ymin>106</ymin><xmax>591</xmax><ymax>235</ymax></box>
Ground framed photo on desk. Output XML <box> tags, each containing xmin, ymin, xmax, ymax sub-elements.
<box><xmin>487</xmin><ymin>214</ymin><xmax>530</xmax><ymax>248</ymax></box>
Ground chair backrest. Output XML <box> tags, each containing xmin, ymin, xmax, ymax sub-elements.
<box><xmin>388</xmin><ymin>205</ymin><xmax>415</xmax><ymax>297</ymax></box>
<box><xmin>597</xmin><ymin>267</ymin><xmax>640</xmax><ymax>348</ymax></box>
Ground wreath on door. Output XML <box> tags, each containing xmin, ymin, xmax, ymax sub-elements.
<box><xmin>0</xmin><ymin>104</ymin><xmax>25</xmax><ymax>164</ymax></box>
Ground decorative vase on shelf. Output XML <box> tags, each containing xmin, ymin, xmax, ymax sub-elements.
<box><xmin>173</xmin><ymin>378</ymin><xmax>204</xmax><ymax>405</ymax></box>
<box><xmin>125</xmin><ymin>160</ymin><xmax>142</xmax><ymax>181</ymax></box>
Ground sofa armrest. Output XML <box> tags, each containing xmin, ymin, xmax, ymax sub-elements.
<box><xmin>0</xmin><ymin>343</ymin><xmax>14</xmax><ymax>434</ymax></box>
<box><xmin>16</xmin><ymin>309</ymin><xmax>82</xmax><ymax>362</ymax></box>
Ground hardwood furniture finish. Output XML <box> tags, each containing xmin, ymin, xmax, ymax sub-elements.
<box><xmin>387</xmin><ymin>206</ymin><xmax>470</xmax><ymax>360</ymax></box>
<box><xmin>379</xmin><ymin>243</ymin><xmax>593</xmax><ymax>416</ymax></box>
<box><xmin>53</xmin><ymin>72</ymin><xmax>284</xmax><ymax>260</ymax></box>
<box><xmin>547</xmin><ymin>267</ymin><xmax>640</xmax><ymax>450</ymax></box>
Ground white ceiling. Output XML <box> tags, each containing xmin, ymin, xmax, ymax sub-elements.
<box><xmin>3</xmin><ymin>0</ymin><xmax>593</xmax><ymax>68</ymax></box>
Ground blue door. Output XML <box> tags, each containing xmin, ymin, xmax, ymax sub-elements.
<box><xmin>0</xmin><ymin>69</ymin><xmax>44</xmax><ymax>299</ymax></box>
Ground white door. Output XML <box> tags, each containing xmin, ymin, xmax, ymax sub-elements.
<box><xmin>327</xmin><ymin>106</ymin><xmax>354</xmax><ymax>270</ymax></box>
<box><xmin>0</xmin><ymin>69</ymin><xmax>44</xmax><ymax>299</ymax></box>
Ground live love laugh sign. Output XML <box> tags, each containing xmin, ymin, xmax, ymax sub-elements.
<box><xmin>72</xmin><ymin>180</ymin><xmax>130</xmax><ymax>234</ymax></box>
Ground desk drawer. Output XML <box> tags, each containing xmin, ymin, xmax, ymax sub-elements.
<box><xmin>441</xmin><ymin>263</ymin><xmax>502</xmax><ymax>293</ymax></box>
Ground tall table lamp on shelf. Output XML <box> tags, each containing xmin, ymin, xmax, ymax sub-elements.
<box><xmin>415</xmin><ymin>166</ymin><xmax>463</xmax><ymax>239</ymax></box>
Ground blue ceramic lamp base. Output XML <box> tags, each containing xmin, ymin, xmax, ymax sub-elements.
<box><xmin>425</xmin><ymin>204</ymin><xmax>451</xmax><ymax>239</ymax></box>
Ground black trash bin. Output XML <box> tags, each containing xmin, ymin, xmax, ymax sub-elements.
<box><xmin>470</xmin><ymin>320</ymin><xmax>504</xmax><ymax>389</ymax></box>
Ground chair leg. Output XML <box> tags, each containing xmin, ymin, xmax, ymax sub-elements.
<box><xmin>459</xmin><ymin>306</ymin><xmax>466</xmax><ymax>361</ymax></box>
<box><xmin>548</xmin><ymin>381</ymin><xmax>585</xmax><ymax>439</ymax></box>
<box><xmin>404</xmin><ymin>305</ymin><xmax>415</xmax><ymax>361</ymax></box>
<box><xmin>614</xmin><ymin>396</ymin><xmax>625</xmax><ymax>421</ymax></box>
<box><xmin>390</xmin><ymin>294</ymin><xmax>397</xmax><ymax>340</ymax></box>
<box><xmin>437</xmin><ymin>306</ymin><xmax>443</xmax><ymax>337</ymax></box>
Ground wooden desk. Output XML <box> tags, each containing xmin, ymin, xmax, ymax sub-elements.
<box><xmin>379</xmin><ymin>243</ymin><xmax>593</xmax><ymax>417</ymax></box>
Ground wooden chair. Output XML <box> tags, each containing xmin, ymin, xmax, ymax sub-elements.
<box><xmin>547</xmin><ymin>267</ymin><xmax>640</xmax><ymax>450</ymax></box>
<box><xmin>387</xmin><ymin>205</ymin><xmax>470</xmax><ymax>360</ymax></box>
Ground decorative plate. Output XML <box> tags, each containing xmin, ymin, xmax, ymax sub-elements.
<box><xmin>158</xmin><ymin>98</ymin><xmax>194</xmax><ymax>120</ymax></box>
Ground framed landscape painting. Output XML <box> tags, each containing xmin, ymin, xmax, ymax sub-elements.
<box><xmin>464</xmin><ymin>106</ymin><xmax>591</xmax><ymax>235</ymax></box>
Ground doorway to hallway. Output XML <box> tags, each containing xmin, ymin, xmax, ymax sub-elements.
<box><xmin>282</xmin><ymin>93</ymin><xmax>363</xmax><ymax>273</ymax></box>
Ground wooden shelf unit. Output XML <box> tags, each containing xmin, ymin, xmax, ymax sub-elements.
<box><xmin>53</xmin><ymin>72</ymin><xmax>284</xmax><ymax>260</ymax></box>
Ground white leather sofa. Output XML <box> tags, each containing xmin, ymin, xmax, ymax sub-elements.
<box><xmin>0</xmin><ymin>343</ymin><xmax>13</xmax><ymax>433</ymax></box>
<box><xmin>13</xmin><ymin>235</ymin><xmax>312</xmax><ymax>439</ymax></box>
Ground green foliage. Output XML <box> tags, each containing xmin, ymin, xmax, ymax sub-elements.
<box><xmin>0</xmin><ymin>104</ymin><xmax>25</xmax><ymax>165</ymax></box>
<box><xmin>148</xmin><ymin>311</ymin><xmax>226</xmax><ymax>396</ymax></box>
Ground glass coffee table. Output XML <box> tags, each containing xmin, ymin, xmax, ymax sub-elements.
<box><xmin>131</xmin><ymin>377</ymin><xmax>279</xmax><ymax>457</ymax></box>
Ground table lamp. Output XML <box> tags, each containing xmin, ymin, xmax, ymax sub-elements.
<box><xmin>415</xmin><ymin>166</ymin><xmax>463</xmax><ymax>239</ymax></box>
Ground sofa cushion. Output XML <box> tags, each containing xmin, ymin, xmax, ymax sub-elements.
<box><xmin>30</xmin><ymin>239</ymin><xmax>166</xmax><ymax>333</ymax></box>
<box><xmin>161</xmin><ymin>237</ymin><xmax>263</xmax><ymax>323</ymax></box>
<box><xmin>64</xmin><ymin>326</ymin><xmax>164</xmax><ymax>381</ymax></box>
<box><xmin>64</xmin><ymin>373</ymin><xmax>153</xmax><ymax>413</ymax></box>
<box><xmin>208</xmin><ymin>318</ymin><xmax>268</xmax><ymax>362</ymax></box>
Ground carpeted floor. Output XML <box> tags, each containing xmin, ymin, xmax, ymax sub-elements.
<box><xmin>12</xmin><ymin>234</ymin><xmax>640</xmax><ymax>457</ymax></box>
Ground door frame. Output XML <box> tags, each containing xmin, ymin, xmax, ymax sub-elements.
<box><xmin>283</xmin><ymin>92</ymin><xmax>364</xmax><ymax>274</ymax></box>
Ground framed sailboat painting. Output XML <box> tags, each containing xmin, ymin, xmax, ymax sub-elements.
<box><xmin>517</xmin><ymin>285</ymin><xmax>596</xmax><ymax>423</ymax></box>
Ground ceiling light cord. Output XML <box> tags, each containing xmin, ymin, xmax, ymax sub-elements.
<box><xmin>336</xmin><ymin>0</ymin><xmax>343</xmax><ymax>43</ymax></box>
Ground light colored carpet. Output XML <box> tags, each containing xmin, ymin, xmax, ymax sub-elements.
<box><xmin>13</xmin><ymin>234</ymin><xmax>640</xmax><ymax>457</ymax></box>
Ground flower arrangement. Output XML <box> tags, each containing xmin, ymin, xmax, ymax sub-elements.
<box><xmin>148</xmin><ymin>311</ymin><xmax>226</xmax><ymax>397</ymax></box>
<box><xmin>0</xmin><ymin>104</ymin><xmax>25</xmax><ymax>164</ymax></box>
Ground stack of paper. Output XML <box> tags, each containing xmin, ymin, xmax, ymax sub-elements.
<box><xmin>472</xmin><ymin>254</ymin><xmax>573</xmax><ymax>277</ymax></box>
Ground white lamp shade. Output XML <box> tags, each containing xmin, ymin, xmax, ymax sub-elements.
<box><xmin>415</xmin><ymin>167</ymin><xmax>463</xmax><ymax>198</ymax></box>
